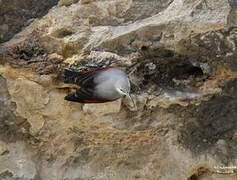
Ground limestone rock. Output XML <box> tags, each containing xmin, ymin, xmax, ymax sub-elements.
<box><xmin>83</xmin><ymin>99</ymin><xmax>121</xmax><ymax>116</ymax></box>
<box><xmin>7</xmin><ymin>76</ymin><xmax>49</xmax><ymax>134</ymax></box>
<box><xmin>0</xmin><ymin>142</ymin><xmax>37</xmax><ymax>180</ymax></box>
<box><xmin>0</xmin><ymin>0</ymin><xmax>58</xmax><ymax>43</ymax></box>
<box><xmin>0</xmin><ymin>141</ymin><xmax>7</xmax><ymax>155</ymax></box>
<box><xmin>59</xmin><ymin>0</ymin><xmax>79</xmax><ymax>6</ymax></box>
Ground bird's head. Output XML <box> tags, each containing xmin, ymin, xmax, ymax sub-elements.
<box><xmin>116</xmin><ymin>79</ymin><xmax>135</xmax><ymax>107</ymax></box>
<box><xmin>116</xmin><ymin>87</ymin><xmax>130</xmax><ymax>98</ymax></box>
<box><xmin>115</xmin><ymin>78</ymin><xmax>130</xmax><ymax>97</ymax></box>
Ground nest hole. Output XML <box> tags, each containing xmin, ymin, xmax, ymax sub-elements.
<box><xmin>140</xmin><ymin>46</ymin><xmax>148</xmax><ymax>51</ymax></box>
<box><xmin>174</xmin><ymin>63</ymin><xmax>204</xmax><ymax>78</ymax></box>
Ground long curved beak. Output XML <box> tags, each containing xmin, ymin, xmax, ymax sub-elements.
<box><xmin>127</xmin><ymin>93</ymin><xmax>136</xmax><ymax>108</ymax></box>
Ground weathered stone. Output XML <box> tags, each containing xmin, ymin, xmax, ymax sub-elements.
<box><xmin>0</xmin><ymin>141</ymin><xmax>7</xmax><ymax>155</ymax></box>
<box><xmin>59</xmin><ymin>0</ymin><xmax>79</xmax><ymax>6</ymax></box>
<box><xmin>0</xmin><ymin>0</ymin><xmax>58</xmax><ymax>43</ymax></box>
<box><xmin>0</xmin><ymin>142</ymin><xmax>37</xmax><ymax>180</ymax></box>
<box><xmin>122</xmin><ymin>94</ymin><xmax>138</xmax><ymax>111</ymax></box>
<box><xmin>83</xmin><ymin>99</ymin><xmax>121</xmax><ymax>116</ymax></box>
<box><xmin>7</xmin><ymin>77</ymin><xmax>49</xmax><ymax>134</ymax></box>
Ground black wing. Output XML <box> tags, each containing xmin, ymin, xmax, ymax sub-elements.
<box><xmin>64</xmin><ymin>87</ymin><xmax>112</xmax><ymax>103</ymax></box>
<box><xmin>63</xmin><ymin>67</ymin><xmax>116</xmax><ymax>103</ymax></box>
<box><xmin>63</xmin><ymin>69</ymin><xmax>98</xmax><ymax>88</ymax></box>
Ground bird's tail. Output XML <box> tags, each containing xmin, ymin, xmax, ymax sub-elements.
<box><xmin>63</xmin><ymin>69</ymin><xmax>81</xmax><ymax>84</ymax></box>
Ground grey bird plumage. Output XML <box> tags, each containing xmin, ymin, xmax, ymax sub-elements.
<box><xmin>94</xmin><ymin>68</ymin><xmax>130</xmax><ymax>100</ymax></box>
<box><xmin>63</xmin><ymin>67</ymin><xmax>132</xmax><ymax>104</ymax></box>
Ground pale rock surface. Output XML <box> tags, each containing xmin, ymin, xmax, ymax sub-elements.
<box><xmin>0</xmin><ymin>142</ymin><xmax>37</xmax><ymax>180</ymax></box>
<box><xmin>83</xmin><ymin>99</ymin><xmax>121</xmax><ymax>116</ymax></box>
<box><xmin>0</xmin><ymin>141</ymin><xmax>7</xmax><ymax>155</ymax></box>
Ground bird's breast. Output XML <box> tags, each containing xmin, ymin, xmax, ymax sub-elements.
<box><xmin>93</xmin><ymin>68</ymin><xmax>128</xmax><ymax>100</ymax></box>
<box><xmin>94</xmin><ymin>80</ymin><xmax>121</xmax><ymax>100</ymax></box>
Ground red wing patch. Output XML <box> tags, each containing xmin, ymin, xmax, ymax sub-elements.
<box><xmin>80</xmin><ymin>66</ymin><xmax>117</xmax><ymax>74</ymax></box>
<box><xmin>83</xmin><ymin>98</ymin><xmax>119</xmax><ymax>103</ymax></box>
<box><xmin>83</xmin><ymin>99</ymin><xmax>106</xmax><ymax>103</ymax></box>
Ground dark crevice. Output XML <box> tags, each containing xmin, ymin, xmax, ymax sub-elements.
<box><xmin>130</xmin><ymin>49</ymin><xmax>208</xmax><ymax>93</ymax></box>
<box><xmin>0</xmin><ymin>0</ymin><xmax>59</xmax><ymax>43</ymax></box>
<box><xmin>187</xmin><ymin>167</ymin><xmax>210</xmax><ymax>180</ymax></box>
<box><xmin>176</xmin><ymin>64</ymin><xmax>204</xmax><ymax>77</ymax></box>
<box><xmin>188</xmin><ymin>174</ymin><xmax>198</xmax><ymax>180</ymax></box>
<box><xmin>0</xmin><ymin>170</ymin><xmax>13</xmax><ymax>178</ymax></box>
<box><xmin>54</xmin><ymin>30</ymin><xmax>74</xmax><ymax>38</ymax></box>
<box><xmin>1</xmin><ymin>33</ymin><xmax>67</xmax><ymax>75</ymax></box>
<box><xmin>140</xmin><ymin>46</ymin><xmax>148</xmax><ymax>51</ymax></box>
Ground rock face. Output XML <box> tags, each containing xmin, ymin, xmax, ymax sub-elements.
<box><xmin>0</xmin><ymin>0</ymin><xmax>59</xmax><ymax>43</ymax></box>
<box><xmin>0</xmin><ymin>0</ymin><xmax>237</xmax><ymax>179</ymax></box>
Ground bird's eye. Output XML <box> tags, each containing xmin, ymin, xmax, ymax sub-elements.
<box><xmin>119</xmin><ymin>89</ymin><xmax>126</xmax><ymax>95</ymax></box>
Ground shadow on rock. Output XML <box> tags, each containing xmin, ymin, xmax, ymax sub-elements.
<box><xmin>178</xmin><ymin>79</ymin><xmax>237</xmax><ymax>162</ymax></box>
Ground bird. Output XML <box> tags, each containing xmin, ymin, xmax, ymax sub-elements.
<box><xmin>63</xmin><ymin>67</ymin><xmax>134</xmax><ymax>105</ymax></box>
